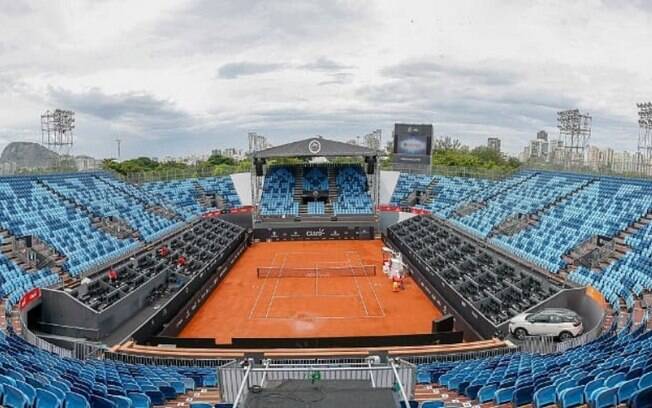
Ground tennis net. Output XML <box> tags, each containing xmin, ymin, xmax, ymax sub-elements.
<box><xmin>257</xmin><ymin>265</ymin><xmax>376</xmax><ymax>279</ymax></box>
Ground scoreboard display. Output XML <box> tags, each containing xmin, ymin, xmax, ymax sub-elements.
<box><xmin>393</xmin><ymin>124</ymin><xmax>433</xmax><ymax>167</ymax></box>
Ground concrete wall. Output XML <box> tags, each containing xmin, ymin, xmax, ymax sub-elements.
<box><xmin>379</xmin><ymin>171</ymin><xmax>400</xmax><ymax>205</ymax></box>
<box><xmin>230</xmin><ymin>172</ymin><xmax>252</xmax><ymax>206</ymax></box>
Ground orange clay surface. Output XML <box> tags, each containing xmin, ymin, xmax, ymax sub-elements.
<box><xmin>179</xmin><ymin>240</ymin><xmax>442</xmax><ymax>344</ymax></box>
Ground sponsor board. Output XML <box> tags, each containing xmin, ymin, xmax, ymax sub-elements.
<box><xmin>254</xmin><ymin>225</ymin><xmax>375</xmax><ymax>241</ymax></box>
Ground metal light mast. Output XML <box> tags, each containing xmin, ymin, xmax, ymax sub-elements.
<box><xmin>41</xmin><ymin>109</ymin><xmax>75</xmax><ymax>168</ymax></box>
<box><xmin>557</xmin><ymin>109</ymin><xmax>592</xmax><ymax>168</ymax></box>
<box><xmin>637</xmin><ymin>102</ymin><xmax>652</xmax><ymax>175</ymax></box>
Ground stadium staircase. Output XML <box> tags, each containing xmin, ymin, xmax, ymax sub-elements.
<box><xmin>0</xmin><ymin>300</ymin><xmax>22</xmax><ymax>334</ymax></box>
<box><xmin>556</xmin><ymin>207</ymin><xmax>651</xmax><ymax>282</ymax></box>
<box><xmin>0</xmin><ymin>228</ymin><xmax>70</xmax><ymax>286</ymax></box>
<box><xmin>420</xmin><ymin>177</ymin><xmax>439</xmax><ymax>208</ymax></box>
<box><xmin>294</xmin><ymin>166</ymin><xmax>308</xmax><ymax>216</ymax></box>
<box><xmin>193</xmin><ymin>182</ymin><xmax>211</xmax><ymax>209</ymax></box>
<box><xmin>326</xmin><ymin>166</ymin><xmax>337</xmax><ymax>215</ymax></box>
<box><xmin>162</xmin><ymin>387</ymin><xmax>221</xmax><ymax>408</ymax></box>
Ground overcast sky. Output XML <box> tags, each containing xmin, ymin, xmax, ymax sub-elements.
<box><xmin>1</xmin><ymin>0</ymin><xmax>651</xmax><ymax>159</ymax></box>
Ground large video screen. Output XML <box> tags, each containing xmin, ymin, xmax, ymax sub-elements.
<box><xmin>394</xmin><ymin>124</ymin><xmax>432</xmax><ymax>156</ymax></box>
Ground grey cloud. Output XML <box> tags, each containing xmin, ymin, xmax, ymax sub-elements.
<box><xmin>318</xmin><ymin>72</ymin><xmax>354</xmax><ymax>86</ymax></box>
<box><xmin>300</xmin><ymin>57</ymin><xmax>353</xmax><ymax>72</ymax></box>
<box><xmin>0</xmin><ymin>1</ymin><xmax>32</xmax><ymax>16</ymax></box>
<box><xmin>49</xmin><ymin>87</ymin><xmax>186</xmax><ymax>122</ymax></box>
<box><xmin>153</xmin><ymin>1</ymin><xmax>373</xmax><ymax>55</ymax></box>
<box><xmin>381</xmin><ymin>60</ymin><xmax>519</xmax><ymax>87</ymax></box>
<box><xmin>217</xmin><ymin>62</ymin><xmax>287</xmax><ymax>79</ymax></box>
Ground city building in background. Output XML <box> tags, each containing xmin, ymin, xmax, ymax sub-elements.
<box><xmin>487</xmin><ymin>137</ymin><xmax>501</xmax><ymax>153</ymax></box>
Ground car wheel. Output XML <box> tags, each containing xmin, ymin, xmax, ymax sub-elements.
<box><xmin>513</xmin><ymin>328</ymin><xmax>527</xmax><ymax>340</ymax></box>
<box><xmin>559</xmin><ymin>331</ymin><xmax>573</xmax><ymax>342</ymax></box>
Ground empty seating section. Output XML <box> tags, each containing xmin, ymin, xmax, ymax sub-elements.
<box><xmin>494</xmin><ymin>177</ymin><xmax>652</xmax><ymax>272</ymax></box>
<box><xmin>43</xmin><ymin>174</ymin><xmax>179</xmax><ymax>242</ymax></box>
<box><xmin>195</xmin><ymin>177</ymin><xmax>241</xmax><ymax>207</ymax></box>
<box><xmin>260</xmin><ymin>167</ymin><xmax>298</xmax><ymax>216</ymax></box>
<box><xmin>97</xmin><ymin>175</ymin><xmax>165</xmax><ymax>207</ymax></box>
<box><xmin>390</xmin><ymin>173</ymin><xmax>432</xmax><ymax>205</ymax></box>
<box><xmin>0</xmin><ymin>242</ymin><xmax>58</xmax><ymax>310</ymax></box>
<box><xmin>334</xmin><ymin>165</ymin><xmax>373</xmax><ymax>215</ymax></box>
<box><xmin>142</xmin><ymin>176</ymin><xmax>241</xmax><ymax>220</ymax></box>
<box><xmin>422</xmin><ymin>176</ymin><xmax>494</xmax><ymax>217</ymax></box>
<box><xmin>142</xmin><ymin>179</ymin><xmax>204</xmax><ymax>220</ymax></box>
<box><xmin>0</xmin><ymin>329</ymin><xmax>218</xmax><ymax>408</ymax></box>
<box><xmin>72</xmin><ymin>218</ymin><xmax>244</xmax><ymax>312</ymax></box>
<box><xmin>389</xmin><ymin>216</ymin><xmax>557</xmax><ymax>325</ymax></box>
<box><xmin>303</xmin><ymin>166</ymin><xmax>328</xmax><ymax>191</ymax></box>
<box><xmin>0</xmin><ymin>178</ymin><xmax>138</xmax><ymax>278</ymax></box>
<box><xmin>389</xmin><ymin>171</ymin><xmax>652</xmax><ymax>295</ymax></box>
<box><xmin>570</xmin><ymin>220</ymin><xmax>652</xmax><ymax>308</ymax></box>
<box><xmin>417</xmin><ymin>317</ymin><xmax>652</xmax><ymax>407</ymax></box>
<box><xmin>455</xmin><ymin>173</ymin><xmax>590</xmax><ymax>237</ymax></box>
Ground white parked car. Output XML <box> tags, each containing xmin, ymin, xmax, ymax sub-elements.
<box><xmin>509</xmin><ymin>308</ymin><xmax>583</xmax><ymax>341</ymax></box>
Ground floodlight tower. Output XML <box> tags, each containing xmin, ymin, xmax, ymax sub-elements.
<box><xmin>637</xmin><ymin>102</ymin><xmax>652</xmax><ymax>175</ymax></box>
<box><xmin>41</xmin><ymin>109</ymin><xmax>75</xmax><ymax>166</ymax></box>
<box><xmin>557</xmin><ymin>109</ymin><xmax>592</xmax><ymax>168</ymax></box>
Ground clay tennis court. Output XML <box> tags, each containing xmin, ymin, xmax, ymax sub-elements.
<box><xmin>178</xmin><ymin>240</ymin><xmax>442</xmax><ymax>344</ymax></box>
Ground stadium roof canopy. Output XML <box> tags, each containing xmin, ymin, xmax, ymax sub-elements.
<box><xmin>253</xmin><ymin>137</ymin><xmax>379</xmax><ymax>159</ymax></box>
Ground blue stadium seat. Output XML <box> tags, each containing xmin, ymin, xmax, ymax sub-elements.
<box><xmin>4</xmin><ymin>384</ymin><xmax>29</xmax><ymax>408</ymax></box>
<box><xmin>558</xmin><ymin>385</ymin><xmax>583</xmax><ymax>408</ymax></box>
<box><xmin>107</xmin><ymin>395</ymin><xmax>132</xmax><ymax>408</ymax></box>
<box><xmin>35</xmin><ymin>388</ymin><xmax>62</xmax><ymax>408</ymax></box>
<box><xmin>127</xmin><ymin>393</ymin><xmax>151</xmax><ymax>408</ymax></box>
<box><xmin>631</xmin><ymin>385</ymin><xmax>652</xmax><ymax>408</ymax></box>
<box><xmin>533</xmin><ymin>384</ymin><xmax>555</xmax><ymax>407</ymax></box>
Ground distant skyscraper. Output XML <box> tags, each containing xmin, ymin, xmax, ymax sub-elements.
<box><xmin>487</xmin><ymin>137</ymin><xmax>501</xmax><ymax>152</ymax></box>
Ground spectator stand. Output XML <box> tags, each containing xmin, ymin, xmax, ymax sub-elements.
<box><xmin>250</xmin><ymin>137</ymin><xmax>382</xmax><ymax>240</ymax></box>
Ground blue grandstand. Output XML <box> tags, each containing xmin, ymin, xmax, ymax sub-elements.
<box><xmin>3</xmin><ymin>165</ymin><xmax>652</xmax><ymax>407</ymax></box>
<box><xmin>0</xmin><ymin>328</ymin><xmax>218</xmax><ymax>408</ymax></box>
<box><xmin>454</xmin><ymin>172</ymin><xmax>591</xmax><ymax>237</ymax></box>
<box><xmin>0</xmin><ymin>177</ymin><xmax>139</xmax><ymax>280</ymax></box>
<box><xmin>333</xmin><ymin>165</ymin><xmax>373</xmax><ymax>215</ymax></box>
<box><xmin>390</xmin><ymin>173</ymin><xmax>433</xmax><ymax>205</ymax></box>
<box><xmin>303</xmin><ymin>166</ymin><xmax>328</xmax><ymax>192</ymax></box>
<box><xmin>494</xmin><ymin>176</ymin><xmax>652</xmax><ymax>273</ymax></box>
<box><xmin>259</xmin><ymin>167</ymin><xmax>298</xmax><ymax>216</ymax></box>
<box><xmin>42</xmin><ymin>174</ymin><xmax>180</xmax><ymax>242</ymax></box>
<box><xmin>416</xmin><ymin>315</ymin><xmax>652</xmax><ymax>407</ymax></box>
<box><xmin>420</xmin><ymin>175</ymin><xmax>496</xmax><ymax>217</ymax></box>
<box><xmin>143</xmin><ymin>175</ymin><xmax>241</xmax><ymax>221</ymax></box>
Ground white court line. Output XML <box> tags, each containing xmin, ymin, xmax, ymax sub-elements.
<box><xmin>346</xmin><ymin>250</ymin><xmax>386</xmax><ymax>318</ymax></box>
<box><xmin>264</xmin><ymin>252</ymin><xmax>287</xmax><ymax>319</ymax></box>
<box><xmin>248</xmin><ymin>251</ymin><xmax>280</xmax><ymax>320</ymax></box>
<box><xmin>253</xmin><ymin>315</ymin><xmax>386</xmax><ymax>320</ymax></box>
<box><xmin>272</xmin><ymin>294</ymin><xmax>359</xmax><ymax>299</ymax></box>
<box><xmin>345</xmin><ymin>251</ymin><xmax>370</xmax><ymax>317</ymax></box>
